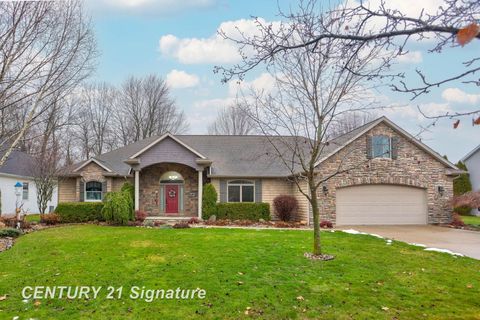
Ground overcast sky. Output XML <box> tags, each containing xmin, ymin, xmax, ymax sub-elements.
<box><xmin>85</xmin><ymin>0</ymin><xmax>479</xmax><ymax>162</ymax></box>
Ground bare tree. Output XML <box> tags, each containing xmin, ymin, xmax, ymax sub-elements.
<box><xmin>0</xmin><ymin>0</ymin><xmax>97</xmax><ymax>166</ymax></box>
<box><xmin>232</xmin><ymin>3</ymin><xmax>391</xmax><ymax>257</ymax></box>
<box><xmin>208</xmin><ymin>103</ymin><xmax>256</xmax><ymax>135</ymax></box>
<box><xmin>216</xmin><ymin>0</ymin><xmax>480</xmax><ymax>121</ymax></box>
<box><xmin>115</xmin><ymin>75</ymin><xmax>189</xmax><ymax>146</ymax></box>
<box><xmin>328</xmin><ymin>111</ymin><xmax>377</xmax><ymax>139</ymax></box>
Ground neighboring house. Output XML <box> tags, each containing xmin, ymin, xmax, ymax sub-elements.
<box><xmin>58</xmin><ymin>116</ymin><xmax>460</xmax><ymax>225</ymax></box>
<box><xmin>461</xmin><ymin>144</ymin><xmax>480</xmax><ymax>216</ymax></box>
<box><xmin>0</xmin><ymin>150</ymin><xmax>58</xmax><ymax>215</ymax></box>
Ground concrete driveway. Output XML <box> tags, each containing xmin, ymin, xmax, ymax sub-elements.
<box><xmin>343</xmin><ymin>225</ymin><xmax>480</xmax><ymax>260</ymax></box>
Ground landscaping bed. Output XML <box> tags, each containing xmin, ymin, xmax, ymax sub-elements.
<box><xmin>0</xmin><ymin>225</ymin><xmax>478</xmax><ymax>319</ymax></box>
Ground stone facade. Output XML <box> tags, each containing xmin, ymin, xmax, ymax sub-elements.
<box><xmin>139</xmin><ymin>163</ymin><xmax>198</xmax><ymax>217</ymax></box>
<box><xmin>314</xmin><ymin>123</ymin><xmax>454</xmax><ymax>225</ymax></box>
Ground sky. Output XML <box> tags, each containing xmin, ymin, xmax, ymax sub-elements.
<box><xmin>84</xmin><ymin>0</ymin><xmax>479</xmax><ymax>162</ymax></box>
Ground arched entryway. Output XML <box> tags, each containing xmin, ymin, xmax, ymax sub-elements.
<box><xmin>159</xmin><ymin>171</ymin><xmax>184</xmax><ymax>214</ymax></box>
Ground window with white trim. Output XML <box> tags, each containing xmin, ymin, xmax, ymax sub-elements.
<box><xmin>372</xmin><ymin>135</ymin><xmax>391</xmax><ymax>158</ymax></box>
<box><xmin>22</xmin><ymin>182</ymin><xmax>29</xmax><ymax>200</ymax></box>
<box><xmin>85</xmin><ymin>181</ymin><xmax>102</xmax><ymax>201</ymax></box>
<box><xmin>227</xmin><ymin>180</ymin><xmax>254</xmax><ymax>202</ymax></box>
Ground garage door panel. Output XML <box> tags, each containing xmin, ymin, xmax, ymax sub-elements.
<box><xmin>336</xmin><ymin>185</ymin><xmax>427</xmax><ymax>225</ymax></box>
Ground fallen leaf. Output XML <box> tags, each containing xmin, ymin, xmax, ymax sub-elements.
<box><xmin>296</xmin><ymin>296</ymin><xmax>304</xmax><ymax>301</ymax></box>
<box><xmin>467</xmin><ymin>284</ymin><xmax>473</xmax><ymax>289</ymax></box>
<box><xmin>238</xmin><ymin>272</ymin><xmax>244</xmax><ymax>275</ymax></box>
<box><xmin>237</xmin><ymin>281</ymin><xmax>244</xmax><ymax>285</ymax></box>
<box><xmin>0</xmin><ymin>295</ymin><xmax>7</xmax><ymax>301</ymax></box>
<box><xmin>473</xmin><ymin>117</ymin><xmax>480</xmax><ymax>125</ymax></box>
<box><xmin>381</xmin><ymin>306</ymin><xmax>389</xmax><ymax>311</ymax></box>
<box><xmin>457</xmin><ymin>23</ymin><xmax>480</xmax><ymax>46</ymax></box>
<box><xmin>34</xmin><ymin>300</ymin><xmax>41</xmax><ymax>307</ymax></box>
<box><xmin>453</xmin><ymin>119</ymin><xmax>460</xmax><ymax>129</ymax></box>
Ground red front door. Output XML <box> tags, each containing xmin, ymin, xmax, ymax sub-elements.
<box><xmin>165</xmin><ymin>185</ymin><xmax>179</xmax><ymax>214</ymax></box>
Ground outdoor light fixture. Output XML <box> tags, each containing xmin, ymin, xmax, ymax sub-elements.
<box><xmin>322</xmin><ymin>185</ymin><xmax>329</xmax><ymax>195</ymax></box>
<box><xmin>437</xmin><ymin>186</ymin><xmax>445</xmax><ymax>196</ymax></box>
<box><xmin>14</xmin><ymin>182</ymin><xmax>22</xmax><ymax>196</ymax></box>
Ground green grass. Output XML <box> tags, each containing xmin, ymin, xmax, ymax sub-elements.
<box><xmin>0</xmin><ymin>225</ymin><xmax>478</xmax><ymax>319</ymax></box>
<box><xmin>462</xmin><ymin>215</ymin><xmax>480</xmax><ymax>227</ymax></box>
<box><xmin>25</xmin><ymin>214</ymin><xmax>40</xmax><ymax>223</ymax></box>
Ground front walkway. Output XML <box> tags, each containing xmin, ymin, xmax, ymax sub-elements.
<box><xmin>347</xmin><ymin>225</ymin><xmax>480</xmax><ymax>260</ymax></box>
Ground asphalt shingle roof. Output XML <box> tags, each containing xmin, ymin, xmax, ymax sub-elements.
<box><xmin>0</xmin><ymin>150</ymin><xmax>37</xmax><ymax>177</ymax></box>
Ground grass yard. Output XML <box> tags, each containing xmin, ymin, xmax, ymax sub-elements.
<box><xmin>0</xmin><ymin>225</ymin><xmax>479</xmax><ymax>319</ymax></box>
<box><xmin>462</xmin><ymin>215</ymin><xmax>480</xmax><ymax>228</ymax></box>
<box><xmin>25</xmin><ymin>214</ymin><xmax>40</xmax><ymax>223</ymax></box>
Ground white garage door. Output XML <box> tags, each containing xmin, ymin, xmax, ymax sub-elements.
<box><xmin>336</xmin><ymin>185</ymin><xmax>427</xmax><ymax>225</ymax></box>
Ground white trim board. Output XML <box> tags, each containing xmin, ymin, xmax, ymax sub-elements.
<box><xmin>73</xmin><ymin>158</ymin><xmax>113</xmax><ymax>173</ymax></box>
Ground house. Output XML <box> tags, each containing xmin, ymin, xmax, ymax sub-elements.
<box><xmin>461</xmin><ymin>144</ymin><xmax>480</xmax><ymax>216</ymax></box>
<box><xmin>0</xmin><ymin>149</ymin><xmax>58</xmax><ymax>215</ymax></box>
<box><xmin>58</xmin><ymin>116</ymin><xmax>460</xmax><ymax>225</ymax></box>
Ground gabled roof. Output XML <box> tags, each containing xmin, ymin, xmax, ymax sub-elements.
<box><xmin>0</xmin><ymin>149</ymin><xmax>36</xmax><ymax>178</ymax></box>
<box><xmin>73</xmin><ymin>158</ymin><xmax>113</xmax><ymax>173</ymax></box>
<box><xmin>315</xmin><ymin>116</ymin><xmax>459</xmax><ymax>170</ymax></box>
<box><xmin>64</xmin><ymin>116</ymin><xmax>458</xmax><ymax>177</ymax></box>
<box><xmin>129</xmin><ymin>133</ymin><xmax>207</xmax><ymax>159</ymax></box>
<box><xmin>461</xmin><ymin>144</ymin><xmax>480</xmax><ymax>162</ymax></box>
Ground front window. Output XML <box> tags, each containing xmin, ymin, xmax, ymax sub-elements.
<box><xmin>372</xmin><ymin>135</ymin><xmax>391</xmax><ymax>158</ymax></box>
<box><xmin>85</xmin><ymin>181</ymin><xmax>102</xmax><ymax>201</ymax></box>
<box><xmin>22</xmin><ymin>182</ymin><xmax>29</xmax><ymax>200</ymax></box>
<box><xmin>227</xmin><ymin>180</ymin><xmax>255</xmax><ymax>202</ymax></box>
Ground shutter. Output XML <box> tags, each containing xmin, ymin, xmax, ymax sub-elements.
<box><xmin>219</xmin><ymin>180</ymin><xmax>227</xmax><ymax>203</ymax></box>
<box><xmin>366</xmin><ymin>135</ymin><xmax>373</xmax><ymax>159</ymax></box>
<box><xmin>79</xmin><ymin>180</ymin><xmax>85</xmax><ymax>202</ymax></box>
<box><xmin>391</xmin><ymin>136</ymin><xmax>399</xmax><ymax>160</ymax></box>
<box><xmin>102</xmin><ymin>181</ymin><xmax>107</xmax><ymax>200</ymax></box>
<box><xmin>255</xmin><ymin>179</ymin><xmax>262</xmax><ymax>203</ymax></box>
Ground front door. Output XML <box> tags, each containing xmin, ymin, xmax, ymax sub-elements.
<box><xmin>165</xmin><ymin>185</ymin><xmax>179</xmax><ymax>214</ymax></box>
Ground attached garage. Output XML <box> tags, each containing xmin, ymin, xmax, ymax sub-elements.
<box><xmin>336</xmin><ymin>184</ymin><xmax>427</xmax><ymax>225</ymax></box>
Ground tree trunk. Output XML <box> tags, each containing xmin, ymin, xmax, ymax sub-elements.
<box><xmin>309</xmin><ymin>183</ymin><xmax>321</xmax><ymax>255</ymax></box>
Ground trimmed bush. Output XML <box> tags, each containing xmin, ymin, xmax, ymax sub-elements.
<box><xmin>41</xmin><ymin>213</ymin><xmax>59</xmax><ymax>225</ymax></box>
<box><xmin>454</xmin><ymin>161</ymin><xmax>473</xmax><ymax>215</ymax></box>
<box><xmin>0</xmin><ymin>228</ymin><xmax>22</xmax><ymax>238</ymax></box>
<box><xmin>202</xmin><ymin>183</ymin><xmax>218</xmax><ymax>220</ymax></box>
<box><xmin>320</xmin><ymin>220</ymin><xmax>333</xmax><ymax>229</ymax></box>
<box><xmin>55</xmin><ymin>202</ymin><xmax>104</xmax><ymax>223</ymax></box>
<box><xmin>135</xmin><ymin>210</ymin><xmax>148</xmax><ymax>222</ymax></box>
<box><xmin>216</xmin><ymin>203</ymin><xmax>270</xmax><ymax>221</ymax></box>
<box><xmin>273</xmin><ymin>195</ymin><xmax>298</xmax><ymax>221</ymax></box>
<box><xmin>121</xmin><ymin>182</ymin><xmax>135</xmax><ymax>220</ymax></box>
<box><xmin>102</xmin><ymin>191</ymin><xmax>132</xmax><ymax>225</ymax></box>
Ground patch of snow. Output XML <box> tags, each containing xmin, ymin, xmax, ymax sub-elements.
<box><xmin>341</xmin><ymin>229</ymin><xmax>384</xmax><ymax>239</ymax></box>
<box><xmin>22</xmin><ymin>299</ymin><xmax>29</xmax><ymax>303</ymax></box>
<box><xmin>424</xmin><ymin>247</ymin><xmax>464</xmax><ymax>257</ymax></box>
<box><xmin>407</xmin><ymin>242</ymin><xmax>426</xmax><ymax>247</ymax></box>
<box><xmin>386</xmin><ymin>239</ymin><xmax>393</xmax><ymax>245</ymax></box>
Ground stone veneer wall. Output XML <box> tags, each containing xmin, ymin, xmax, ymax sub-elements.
<box><xmin>314</xmin><ymin>123</ymin><xmax>454</xmax><ymax>225</ymax></box>
<box><xmin>139</xmin><ymin>163</ymin><xmax>197</xmax><ymax>216</ymax></box>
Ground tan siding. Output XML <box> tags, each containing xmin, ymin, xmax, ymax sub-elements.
<box><xmin>262</xmin><ymin>178</ymin><xmax>295</xmax><ymax>220</ymax></box>
<box><xmin>58</xmin><ymin>178</ymin><xmax>77</xmax><ymax>202</ymax></box>
<box><xmin>291</xmin><ymin>181</ymin><xmax>310</xmax><ymax>222</ymax></box>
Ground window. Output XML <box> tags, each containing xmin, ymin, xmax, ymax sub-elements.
<box><xmin>22</xmin><ymin>182</ymin><xmax>29</xmax><ymax>200</ymax></box>
<box><xmin>227</xmin><ymin>180</ymin><xmax>255</xmax><ymax>203</ymax></box>
<box><xmin>85</xmin><ymin>181</ymin><xmax>102</xmax><ymax>201</ymax></box>
<box><xmin>372</xmin><ymin>135</ymin><xmax>391</xmax><ymax>158</ymax></box>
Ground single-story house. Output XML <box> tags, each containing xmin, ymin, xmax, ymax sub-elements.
<box><xmin>461</xmin><ymin>144</ymin><xmax>480</xmax><ymax>216</ymax></box>
<box><xmin>0</xmin><ymin>149</ymin><xmax>58</xmax><ymax>215</ymax></box>
<box><xmin>59</xmin><ymin>116</ymin><xmax>460</xmax><ymax>225</ymax></box>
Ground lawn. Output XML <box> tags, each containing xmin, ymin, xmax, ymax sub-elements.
<box><xmin>462</xmin><ymin>215</ymin><xmax>480</xmax><ymax>228</ymax></box>
<box><xmin>0</xmin><ymin>226</ymin><xmax>478</xmax><ymax>319</ymax></box>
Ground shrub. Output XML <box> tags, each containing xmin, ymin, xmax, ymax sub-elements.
<box><xmin>451</xmin><ymin>213</ymin><xmax>465</xmax><ymax>227</ymax></box>
<box><xmin>320</xmin><ymin>220</ymin><xmax>333</xmax><ymax>229</ymax></box>
<box><xmin>135</xmin><ymin>210</ymin><xmax>148</xmax><ymax>222</ymax></box>
<box><xmin>41</xmin><ymin>214</ymin><xmax>59</xmax><ymax>225</ymax></box>
<box><xmin>0</xmin><ymin>217</ymin><xmax>17</xmax><ymax>228</ymax></box>
<box><xmin>216</xmin><ymin>203</ymin><xmax>270</xmax><ymax>221</ymax></box>
<box><xmin>273</xmin><ymin>195</ymin><xmax>298</xmax><ymax>221</ymax></box>
<box><xmin>102</xmin><ymin>192</ymin><xmax>132</xmax><ymax>225</ymax></box>
<box><xmin>121</xmin><ymin>182</ymin><xmax>135</xmax><ymax>220</ymax></box>
<box><xmin>202</xmin><ymin>183</ymin><xmax>218</xmax><ymax>220</ymax></box>
<box><xmin>0</xmin><ymin>228</ymin><xmax>22</xmax><ymax>238</ymax></box>
<box><xmin>453</xmin><ymin>161</ymin><xmax>473</xmax><ymax>215</ymax></box>
<box><xmin>55</xmin><ymin>202</ymin><xmax>104</xmax><ymax>223</ymax></box>
<box><xmin>172</xmin><ymin>222</ymin><xmax>190</xmax><ymax>229</ymax></box>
